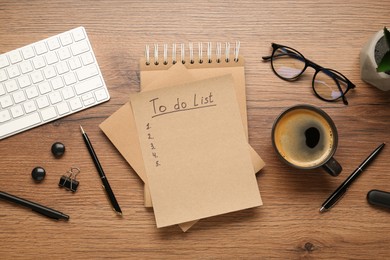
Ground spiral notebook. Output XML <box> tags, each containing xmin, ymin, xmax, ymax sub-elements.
<box><xmin>100</xmin><ymin>42</ymin><xmax>265</xmax><ymax>231</ymax></box>
<box><xmin>129</xmin><ymin>74</ymin><xmax>262</xmax><ymax>228</ymax></box>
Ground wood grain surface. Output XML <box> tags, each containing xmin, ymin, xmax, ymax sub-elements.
<box><xmin>0</xmin><ymin>0</ymin><xmax>389</xmax><ymax>259</ymax></box>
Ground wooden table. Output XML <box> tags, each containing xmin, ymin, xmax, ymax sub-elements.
<box><xmin>1</xmin><ymin>1</ymin><xmax>389</xmax><ymax>259</ymax></box>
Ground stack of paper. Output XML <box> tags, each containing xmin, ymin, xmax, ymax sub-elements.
<box><xmin>100</xmin><ymin>63</ymin><xmax>265</xmax><ymax>231</ymax></box>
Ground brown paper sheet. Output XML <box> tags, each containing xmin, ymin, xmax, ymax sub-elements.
<box><xmin>129</xmin><ymin>75</ymin><xmax>262</xmax><ymax>227</ymax></box>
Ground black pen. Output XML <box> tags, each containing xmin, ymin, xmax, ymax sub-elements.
<box><xmin>80</xmin><ymin>125</ymin><xmax>122</xmax><ymax>215</ymax></box>
<box><xmin>0</xmin><ymin>190</ymin><xmax>69</xmax><ymax>220</ymax></box>
<box><xmin>320</xmin><ymin>143</ymin><xmax>385</xmax><ymax>212</ymax></box>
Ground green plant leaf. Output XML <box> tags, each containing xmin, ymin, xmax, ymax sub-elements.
<box><xmin>384</xmin><ymin>27</ymin><xmax>390</xmax><ymax>47</ymax></box>
<box><xmin>377</xmin><ymin>51</ymin><xmax>390</xmax><ymax>72</ymax></box>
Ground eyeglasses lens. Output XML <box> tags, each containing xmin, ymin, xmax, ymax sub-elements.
<box><xmin>313</xmin><ymin>69</ymin><xmax>348</xmax><ymax>101</ymax></box>
<box><xmin>272</xmin><ymin>47</ymin><xmax>305</xmax><ymax>79</ymax></box>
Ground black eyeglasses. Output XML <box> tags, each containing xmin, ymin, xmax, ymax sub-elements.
<box><xmin>262</xmin><ymin>43</ymin><xmax>355</xmax><ymax>105</ymax></box>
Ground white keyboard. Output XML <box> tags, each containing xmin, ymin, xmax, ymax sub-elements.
<box><xmin>0</xmin><ymin>27</ymin><xmax>110</xmax><ymax>140</ymax></box>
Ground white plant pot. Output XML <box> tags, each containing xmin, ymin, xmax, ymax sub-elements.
<box><xmin>360</xmin><ymin>30</ymin><xmax>390</xmax><ymax>91</ymax></box>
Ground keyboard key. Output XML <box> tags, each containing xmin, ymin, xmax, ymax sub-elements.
<box><xmin>76</xmin><ymin>64</ymin><xmax>98</xmax><ymax>81</ymax></box>
<box><xmin>83</xmin><ymin>97</ymin><xmax>95</xmax><ymax>106</ymax></box>
<box><xmin>24</xmin><ymin>100</ymin><xmax>37</xmax><ymax>113</ymax></box>
<box><xmin>49</xmin><ymin>92</ymin><xmax>62</xmax><ymax>104</ymax></box>
<box><xmin>33</xmin><ymin>56</ymin><xmax>46</xmax><ymax>69</ymax></box>
<box><xmin>5</xmin><ymin>80</ymin><xmax>18</xmax><ymax>93</ymax></box>
<box><xmin>31</xmin><ymin>71</ymin><xmax>44</xmax><ymax>83</ymax></box>
<box><xmin>72</xmin><ymin>28</ymin><xmax>85</xmax><ymax>41</ymax></box>
<box><xmin>0</xmin><ymin>70</ymin><xmax>7</xmax><ymax>82</ymax></box>
<box><xmin>69</xmin><ymin>97</ymin><xmax>82</xmax><ymax>110</ymax></box>
<box><xmin>64</xmin><ymin>72</ymin><xmax>77</xmax><ymax>85</ymax></box>
<box><xmin>34</xmin><ymin>42</ymin><xmax>48</xmax><ymax>55</ymax></box>
<box><xmin>68</xmin><ymin>57</ymin><xmax>82</xmax><ymax>70</ymax></box>
<box><xmin>81</xmin><ymin>92</ymin><xmax>93</xmax><ymax>101</ymax></box>
<box><xmin>7</xmin><ymin>65</ymin><xmax>21</xmax><ymax>78</ymax></box>
<box><xmin>18</xmin><ymin>75</ymin><xmax>31</xmax><ymax>88</ymax></box>
<box><xmin>11</xmin><ymin>104</ymin><xmax>24</xmax><ymax>118</ymax></box>
<box><xmin>43</xmin><ymin>66</ymin><xmax>57</xmax><ymax>79</ymax></box>
<box><xmin>0</xmin><ymin>84</ymin><xmax>5</xmax><ymax>96</ymax></box>
<box><xmin>0</xmin><ymin>95</ymin><xmax>13</xmax><ymax>108</ymax></box>
<box><xmin>71</xmin><ymin>40</ymin><xmax>89</xmax><ymax>55</ymax></box>
<box><xmin>47</xmin><ymin>37</ymin><xmax>61</xmax><ymax>51</ymax></box>
<box><xmin>74</xmin><ymin>75</ymin><xmax>102</xmax><ymax>95</ymax></box>
<box><xmin>51</xmin><ymin>77</ymin><xmax>64</xmax><ymax>90</ymax></box>
<box><xmin>0</xmin><ymin>112</ymin><xmax>41</xmax><ymax>138</ymax></box>
<box><xmin>26</xmin><ymin>86</ymin><xmax>39</xmax><ymax>99</ymax></box>
<box><xmin>8</xmin><ymin>50</ymin><xmax>22</xmax><ymax>64</ymax></box>
<box><xmin>45</xmin><ymin>52</ymin><xmax>58</xmax><ymax>65</ymax></box>
<box><xmin>12</xmin><ymin>90</ymin><xmax>26</xmax><ymax>104</ymax></box>
<box><xmin>80</xmin><ymin>52</ymin><xmax>94</xmax><ymax>65</ymax></box>
<box><xmin>56</xmin><ymin>62</ymin><xmax>69</xmax><ymax>75</ymax></box>
<box><xmin>60</xmin><ymin>33</ymin><xmax>73</xmax><ymax>46</ymax></box>
<box><xmin>0</xmin><ymin>55</ymin><xmax>10</xmax><ymax>68</ymax></box>
<box><xmin>21</xmin><ymin>46</ymin><xmax>35</xmax><ymax>59</ymax></box>
<box><xmin>38</xmin><ymin>82</ymin><xmax>51</xmax><ymax>94</ymax></box>
<box><xmin>62</xmin><ymin>86</ymin><xmax>75</xmax><ymax>100</ymax></box>
<box><xmin>20</xmin><ymin>61</ymin><xmax>34</xmax><ymax>74</ymax></box>
<box><xmin>57</xmin><ymin>102</ymin><xmax>70</xmax><ymax>115</ymax></box>
<box><xmin>58</xmin><ymin>47</ymin><xmax>71</xmax><ymax>60</ymax></box>
<box><xmin>95</xmin><ymin>89</ymin><xmax>108</xmax><ymax>102</ymax></box>
<box><xmin>0</xmin><ymin>109</ymin><xmax>11</xmax><ymax>123</ymax></box>
<box><xmin>36</xmin><ymin>96</ymin><xmax>49</xmax><ymax>109</ymax></box>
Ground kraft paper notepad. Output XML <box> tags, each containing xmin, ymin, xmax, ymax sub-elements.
<box><xmin>129</xmin><ymin>75</ymin><xmax>262</xmax><ymax>227</ymax></box>
<box><xmin>136</xmin><ymin>44</ymin><xmax>255</xmax><ymax>207</ymax></box>
<box><xmin>99</xmin><ymin>43</ymin><xmax>265</xmax><ymax>231</ymax></box>
<box><xmin>100</xmin><ymin>63</ymin><xmax>265</xmax><ymax>204</ymax></box>
<box><xmin>100</xmin><ymin>63</ymin><xmax>264</xmax><ymax>231</ymax></box>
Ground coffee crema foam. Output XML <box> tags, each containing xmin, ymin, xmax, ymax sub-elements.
<box><xmin>273</xmin><ymin>108</ymin><xmax>334</xmax><ymax>168</ymax></box>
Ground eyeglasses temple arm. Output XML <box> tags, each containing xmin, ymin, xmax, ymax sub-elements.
<box><xmin>338</xmin><ymin>82</ymin><xmax>349</xmax><ymax>105</ymax></box>
<box><xmin>262</xmin><ymin>51</ymin><xmax>303</xmax><ymax>61</ymax></box>
<box><xmin>307</xmin><ymin>58</ymin><xmax>354</xmax><ymax>88</ymax></box>
<box><xmin>342</xmin><ymin>95</ymin><xmax>349</xmax><ymax>105</ymax></box>
<box><xmin>320</xmin><ymin>67</ymin><xmax>355</xmax><ymax>88</ymax></box>
<box><xmin>262</xmin><ymin>55</ymin><xmax>272</xmax><ymax>61</ymax></box>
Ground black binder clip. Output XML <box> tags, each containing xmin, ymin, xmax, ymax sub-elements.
<box><xmin>59</xmin><ymin>167</ymin><xmax>80</xmax><ymax>192</ymax></box>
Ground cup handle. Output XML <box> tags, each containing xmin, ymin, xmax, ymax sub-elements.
<box><xmin>322</xmin><ymin>157</ymin><xmax>342</xmax><ymax>176</ymax></box>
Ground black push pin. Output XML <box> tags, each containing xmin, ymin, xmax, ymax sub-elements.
<box><xmin>32</xmin><ymin>166</ymin><xmax>46</xmax><ymax>182</ymax></box>
<box><xmin>59</xmin><ymin>167</ymin><xmax>80</xmax><ymax>192</ymax></box>
<box><xmin>51</xmin><ymin>142</ymin><xmax>65</xmax><ymax>158</ymax></box>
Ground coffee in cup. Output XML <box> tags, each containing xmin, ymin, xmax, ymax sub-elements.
<box><xmin>272</xmin><ymin>104</ymin><xmax>342</xmax><ymax>176</ymax></box>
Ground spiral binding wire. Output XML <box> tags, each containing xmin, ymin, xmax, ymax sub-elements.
<box><xmin>172</xmin><ymin>43</ymin><xmax>177</xmax><ymax>64</ymax></box>
<box><xmin>154</xmin><ymin>44</ymin><xmax>159</xmax><ymax>65</ymax></box>
<box><xmin>180</xmin><ymin>43</ymin><xmax>185</xmax><ymax>64</ymax></box>
<box><xmin>207</xmin><ymin>42</ymin><xmax>212</xmax><ymax>63</ymax></box>
<box><xmin>145</xmin><ymin>45</ymin><xmax>150</xmax><ymax>65</ymax></box>
<box><xmin>163</xmin><ymin>43</ymin><xmax>168</xmax><ymax>65</ymax></box>
<box><xmin>234</xmin><ymin>41</ymin><xmax>240</xmax><ymax>62</ymax></box>
<box><xmin>189</xmin><ymin>42</ymin><xmax>194</xmax><ymax>64</ymax></box>
<box><xmin>144</xmin><ymin>41</ymin><xmax>240</xmax><ymax>66</ymax></box>
<box><xmin>216</xmin><ymin>42</ymin><xmax>222</xmax><ymax>63</ymax></box>
<box><xmin>225</xmin><ymin>42</ymin><xmax>230</xmax><ymax>62</ymax></box>
<box><xmin>198</xmin><ymin>42</ymin><xmax>203</xmax><ymax>64</ymax></box>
